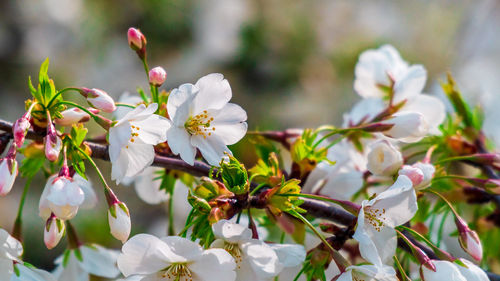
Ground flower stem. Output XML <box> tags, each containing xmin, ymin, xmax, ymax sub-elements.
<box><xmin>46</xmin><ymin>87</ymin><xmax>81</xmax><ymax>109</ymax></box>
<box><xmin>279</xmin><ymin>193</ymin><xmax>361</xmax><ymax>215</ymax></box>
<box><xmin>287</xmin><ymin>209</ymin><xmax>350</xmax><ymax>271</ymax></box>
<box><xmin>115</xmin><ymin>103</ymin><xmax>137</xmax><ymax>109</ymax></box>
<box><xmin>12</xmin><ymin>176</ymin><xmax>34</xmax><ymax>241</ymax></box>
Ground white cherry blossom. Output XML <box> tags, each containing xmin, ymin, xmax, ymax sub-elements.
<box><xmin>38</xmin><ymin>174</ymin><xmax>85</xmax><ymax>220</ymax></box>
<box><xmin>53</xmin><ymin>244</ymin><xmax>120</xmax><ymax>281</ymax></box>
<box><xmin>108</xmin><ymin>103</ymin><xmax>170</xmax><ymax>183</ymax></box>
<box><xmin>399</xmin><ymin>162</ymin><xmax>435</xmax><ymax>190</ymax></box>
<box><xmin>211</xmin><ymin>219</ymin><xmax>305</xmax><ymax>281</ymax></box>
<box><xmin>455</xmin><ymin>259</ymin><xmax>489</xmax><ymax>281</ymax></box>
<box><xmin>166</xmin><ymin>73</ymin><xmax>247</xmax><ymax>166</ymax></box>
<box><xmin>117</xmin><ymin>233</ymin><xmax>236</xmax><ymax>281</ymax></box>
<box><xmin>353</xmin><ymin>175</ymin><xmax>418</xmax><ymax>266</ymax></box>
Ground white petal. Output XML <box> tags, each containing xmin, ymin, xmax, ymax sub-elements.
<box><xmin>189</xmin><ymin>248</ymin><xmax>236</xmax><ymax>281</ymax></box>
<box><xmin>211</xmin><ymin>107</ymin><xmax>248</xmax><ymax>145</ymax></box>
<box><xmin>133</xmin><ymin>168</ymin><xmax>169</xmax><ymax>205</ymax></box>
<box><xmin>193</xmin><ymin>73</ymin><xmax>232</xmax><ymax>114</ymax></box>
<box><xmin>393</xmin><ymin>65</ymin><xmax>427</xmax><ymax>102</ymax></box>
<box><xmin>0</xmin><ymin>228</ymin><xmax>23</xmax><ymax>260</ymax></box>
<box><xmin>11</xmin><ymin>264</ymin><xmax>56</xmax><ymax>281</ymax></box>
<box><xmin>402</xmin><ymin>95</ymin><xmax>445</xmax><ymax>135</ymax></box>
<box><xmin>39</xmin><ymin>175</ymin><xmax>57</xmax><ymax>220</ymax></box>
<box><xmin>73</xmin><ymin>175</ymin><xmax>97</xmax><ymax>209</ymax></box>
<box><xmin>421</xmin><ymin>260</ymin><xmax>467</xmax><ymax>281</ymax></box>
<box><xmin>167</xmin><ymin>126</ymin><xmax>197</xmax><ymax>165</ymax></box>
<box><xmin>117</xmin><ymin>234</ymin><xmax>173</xmax><ymax>277</ymax></box>
<box><xmin>191</xmin><ymin>134</ymin><xmax>231</xmax><ymax>166</ymax></box>
<box><xmin>320</xmin><ymin>169</ymin><xmax>364</xmax><ymax>200</ymax></box>
<box><xmin>111</xmin><ymin>147</ymin><xmax>131</xmax><ymax>184</ymax></box>
<box><xmin>80</xmin><ymin>245</ymin><xmax>120</xmax><ymax>278</ymax></box>
<box><xmin>0</xmin><ymin>259</ymin><xmax>13</xmax><ymax>280</ymax></box>
<box><xmin>132</xmin><ymin>115</ymin><xmax>170</xmax><ymax>145</ymax></box>
<box><xmin>343</xmin><ymin>98</ymin><xmax>386</xmax><ymax>126</ymax></box>
<box><xmin>269</xmin><ymin>244</ymin><xmax>306</xmax><ymax>268</ymax></box>
<box><xmin>52</xmin><ymin>253</ymin><xmax>89</xmax><ymax>281</ymax></box>
<box><xmin>124</xmin><ymin>143</ymin><xmax>156</xmax><ymax>178</ymax></box>
<box><xmin>167</xmin><ymin>83</ymin><xmax>197</xmax><ymax>124</ymax></box>
<box><xmin>242</xmin><ymin>240</ymin><xmax>282</xmax><ymax>279</ymax></box>
<box><xmin>212</xmin><ymin>220</ymin><xmax>252</xmax><ymax>243</ymax></box>
<box><xmin>455</xmin><ymin>259</ymin><xmax>489</xmax><ymax>281</ymax></box>
<box><xmin>109</xmin><ymin>123</ymin><xmax>132</xmax><ymax>162</ymax></box>
<box><xmin>46</xmin><ymin>178</ymin><xmax>84</xmax><ymax>207</ymax></box>
<box><xmin>159</xmin><ymin>236</ymin><xmax>204</xmax><ymax>263</ymax></box>
<box><xmin>370</xmin><ymin>175</ymin><xmax>418</xmax><ymax>227</ymax></box>
<box><xmin>114</xmin><ymin>92</ymin><xmax>144</xmax><ymax>120</ymax></box>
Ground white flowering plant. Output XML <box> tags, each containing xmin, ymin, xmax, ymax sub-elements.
<box><xmin>0</xmin><ymin>29</ymin><xmax>498</xmax><ymax>281</ymax></box>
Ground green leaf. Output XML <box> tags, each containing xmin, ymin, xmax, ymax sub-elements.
<box><xmin>160</xmin><ymin>171</ymin><xmax>176</xmax><ymax>194</ymax></box>
<box><xmin>220</xmin><ymin>155</ymin><xmax>249</xmax><ymax>195</ymax></box>
<box><xmin>20</xmin><ymin>157</ymin><xmax>45</xmax><ymax>178</ymax></box>
<box><xmin>70</xmin><ymin>124</ymin><xmax>88</xmax><ymax>146</ymax></box>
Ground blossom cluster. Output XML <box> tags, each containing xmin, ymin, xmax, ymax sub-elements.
<box><xmin>0</xmin><ymin>27</ymin><xmax>497</xmax><ymax>281</ymax></box>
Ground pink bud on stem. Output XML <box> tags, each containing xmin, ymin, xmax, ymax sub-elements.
<box><xmin>0</xmin><ymin>144</ymin><xmax>18</xmax><ymax>196</ymax></box>
<box><xmin>127</xmin><ymin>27</ymin><xmax>147</xmax><ymax>59</ymax></box>
<box><xmin>44</xmin><ymin>213</ymin><xmax>65</xmax><ymax>250</ymax></box>
<box><xmin>149</xmin><ymin>66</ymin><xmax>167</xmax><ymax>87</ymax></box>
<box><xmin>44</xmin><ymin>115</ymin><xmax>62</xmax><ymax>162</ymax></box>
<box><xmin>455</xmin><ymin>216</ymin><xmax>483</xmax><ymax>262</ymax></box>
<box><xmin>78</xmin><ymin>88</ymin><xmax>116</xmax><ymax>113</ymax></box>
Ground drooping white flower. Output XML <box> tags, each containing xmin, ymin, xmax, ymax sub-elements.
<box><xmin>166</xmin><ymin>73</ymin><xmax>247</xmax><ymax>166</ymax></box>
<box><xmin>0</xmin><ymin>228</ymin><xmax>56</xmax><ymax>281</ymax></box>
<box><xmin>39</xmin><ymin>173</ymin><xmax>95</xmax><ymax>220</ymax></box>
<box><xmin>117</xmin><ymin>234</ymin><xmax>236</xmax><ymax>281</ymax></box>
<box><xmin>336</xmin><ymin>263</ymin><xmax>398</xmax><ymax>281</ymax></box>
<box><xmin>211</xmin><ymin>219</ymin><xmax>306</xmax><ymax>281</ymax></box>
<box><xmin>366</xmin><ymin>140</ymin><xmax>403</xmax><ymax>176</ymax></box>
<box><xmin>39</xmin><ymin>174</ymin><xmax>85</xmax><ymax>220</ymax></box>
<box><xmin>108</xmin><ymin>202</ymin><xmax>131</xmax><ymax>243</ymax></box>
<box><xmin>108</xmin><ymin>103</ymin><xmax>170</xmax><ymax>183</ymax></box>
<box><xmin>455</xmin><ymin>259</ymin><xmax>489</xmax><ymax>281</ymax></box>
<box><xmin>353</xmin><ymin>175</ymin><xmax>418</xmax><ymax>266</ymax></box>
<box><xmin>420</xmin><ymin>260</ymin><xmax>466</xmax><ymax>281</ymax></box>
<box><xmin>382</xmin><ymin>112</ymin><xmax>428</xmax><ymax>143</ymax></box>
<box><xmin>53</xmin><ymin>244</ymin><xmax>120</xmax><ymax>281</ymax></box>
<box><xmin>44</xmin><ymin>214</ymin><xmax>65</xmax><ymax>250</ymax></box>
<box><xmin>0</xmin><ymin>147</ymin><xmax>18</xmax><ymax>196</ymax></box>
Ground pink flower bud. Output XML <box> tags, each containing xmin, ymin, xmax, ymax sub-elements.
<box><xmin>455</xmin><ymin>216</ymin><xmax>483</xmax><ymax>261</ymax></box>
<box><xmin>399</xmin><ymin>165</ymin><xmax>424</xmax><ymax>187</ymax></box>
<box><xmin>13</xmin><ymin>114</ymin><xmax>31</xmax><ymax>147</ymax></box>
<box><xmin>44</xmin><ymin>214</ymin><xmax>65</xmax><ymax>250</ymax></box>
<box><xmin>108</xmin><ymin>202</ymin><xmax>131</xmax><ymax>243</ymax></box>
<box><xmin>127</xmin><ymin>27</ymin><xmax>146</xmax><ymax>51</ymax></box>
<box><xmin>0</xmin><ymin>146</ymin><xmax>18</xmax><ymax>196</ymax></box>
<box><xmin>55</xmin><ymin>108</ymin><xmax>91</xmax><ymax>126</ymax></box>
<box><xmin>80</xmin><ymin>88</ymin><xmax>116</xmax><ymax>113</ymax></box>
<box><xmin>149</xmin><ymin>67</ymin><xmax>167</xmax><ymax>86</ymax></box>
<box><xmin>44</xmin><ymin>122</ymin><xmax>62</xmax><ymax>162</ymax></box>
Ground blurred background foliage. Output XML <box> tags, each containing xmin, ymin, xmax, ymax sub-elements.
<box><xmin>0</xmin><ymin>0</ymin><xmax>499</xmax><ymax>277</ymax></box>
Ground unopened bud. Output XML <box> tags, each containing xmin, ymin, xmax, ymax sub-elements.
<box><xmin>149</xmin><ymin>67</ymin><xmax>167</xmax><ymax>87</ymax></box>
<box><xmin>44</xmin><ymin>214</ymin><xmax>65</xmax><ymax>249</ymax></box>
<box><xmin>0</xmin><ymin>145</ymin><xmax>18</xmax><ymax>196</ymax></box>
<box><xmin>399</xmin><ymin>165</ymin><xmax>424</xmax><ymax>187</ymax></box>
<box><xmin>79</xmin><ymin>88</ymin><xmax>116</xmax><ymax>113</ymax></box>
<box><xmin>455</xmin><ymin>216</ymin><xmax>483</xmax><ymax>261</ymax></box>
<box><xmin>108</xmin><ymin>202</ymin><xmax>131</xmax><ymax>243</ymax></box>
<box><xmin>55</xmin><ymin>108</ymin><xmax>91</xmax><ymax>126</ymax></box>
<box><xmin>127</xmin><ymin>27</ymin><xmax>146</xmax><ymax>51</ymax></box>
<box><xmin>367</xmin><ymin>140</ymin><xmax>403</xmax><ymax>176</ymax></box>
<box><xmin>44</xmin><ymin>122</ymin><xmax>62</xmax><ymax>162</ymax></box>
<box><xmin>13</xmin><ymin>113</ymin><xmax>31</xmax><ymax>147</ymax></box>
<box><xmin>383</xmin><ymin>112</ymin><xmax>429</xmax><ymax>143</ymax></box>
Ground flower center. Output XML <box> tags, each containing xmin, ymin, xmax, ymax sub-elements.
<box><xmin>364</xmin><ymin>207</ymin><xmax>387</xmax><ymax>232</ymax></box>
<box><xmin>163</xmin><ymin>263</ymin><xmax>193</xmax><ymax>281</ymax></box>
<box><xmin>125</xmin><ymin>124</ymin><xmax>141</xmax><ymax>149</ymax></box>
<box><xmin>224</xmin><ymin>242</ymin><xmax>243</xmax><ymax>269</ymax></box>
<box><xmin>184</xmin><ymin>110</ymin><xmax>215</xmax><ymax>139</ymax></box>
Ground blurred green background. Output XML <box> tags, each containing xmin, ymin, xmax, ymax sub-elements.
<box><xmin>0</xmin><ymin>0</ymin><xmax>499</xmax><ymax>278</ymax></box>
